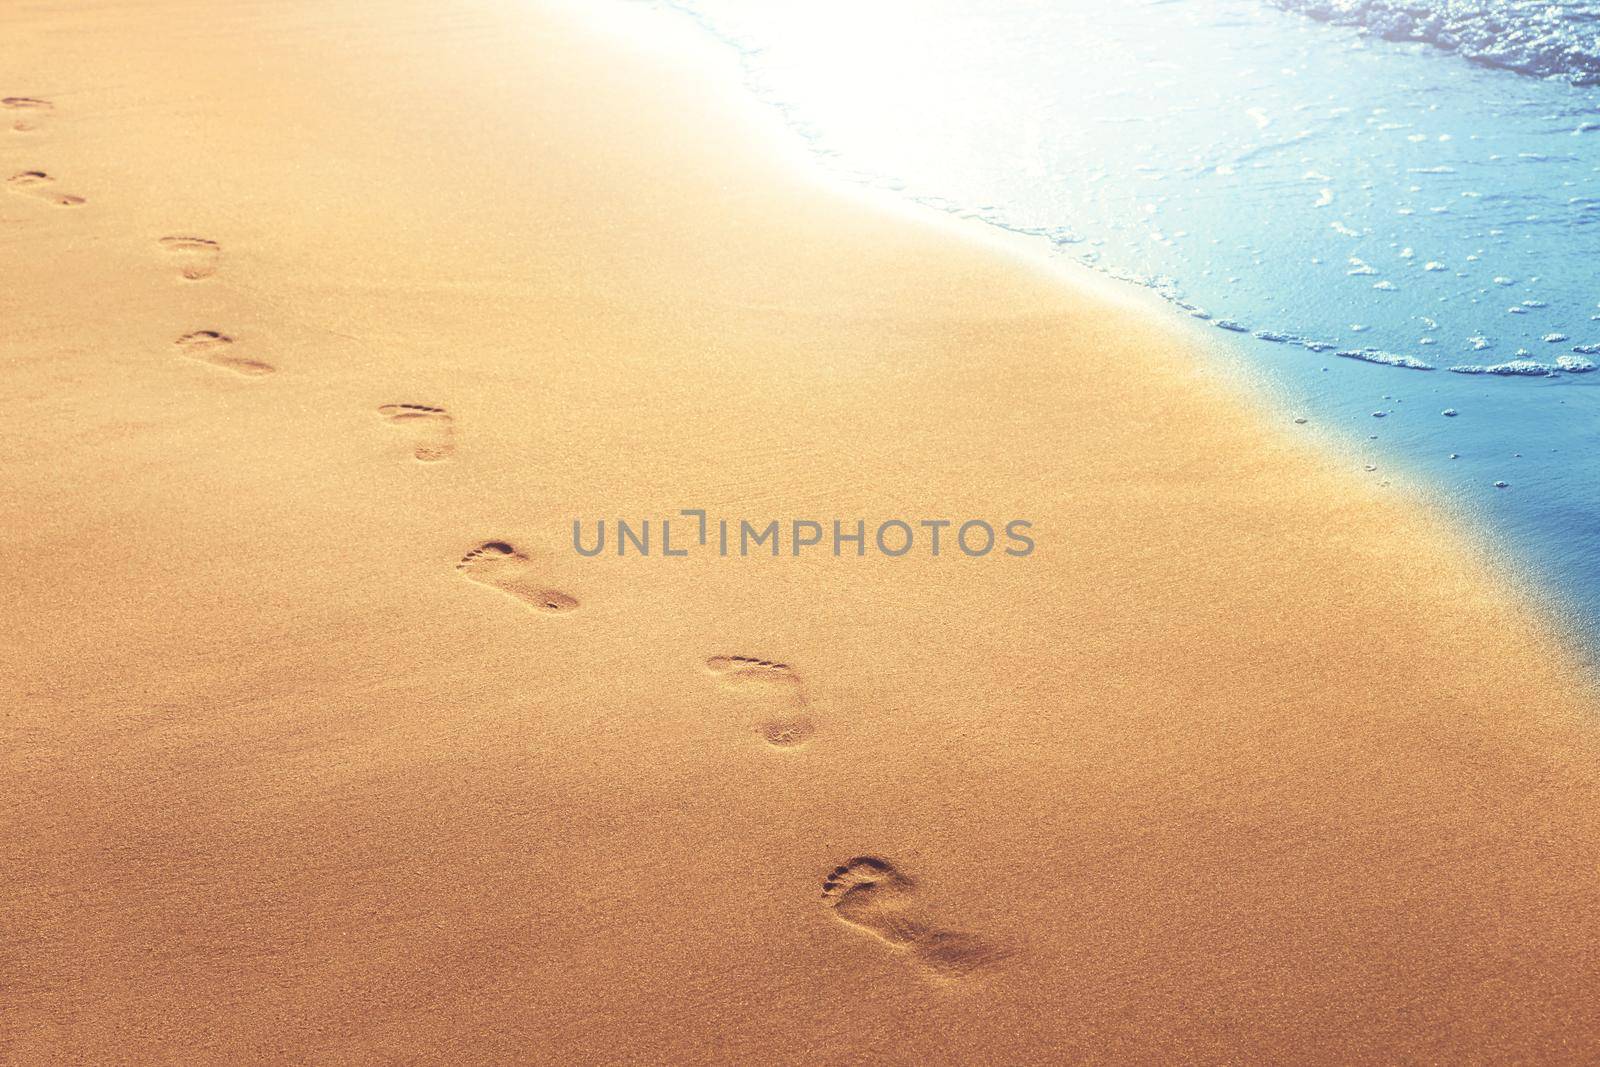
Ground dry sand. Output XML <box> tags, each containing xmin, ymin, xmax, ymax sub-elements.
<box><xmin>5</xmin><ymin>1</ymin><xmax>1600</xmax><ymax>1062</ymax></box>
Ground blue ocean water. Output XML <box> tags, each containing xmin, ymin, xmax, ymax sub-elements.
<box><xmin>666</xmin><ymin>0</ymin><xmax>1600</xmax><ymax>641</ymax></box>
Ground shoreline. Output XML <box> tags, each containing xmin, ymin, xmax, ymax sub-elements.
<box><xmin>790</xmin><ymin>159</ymin><xmax>1600</xmax><ymax>676</ymax></box>
<box><xmin>660</xmin><ymin>0</ymin><xmax>1600</xmax><ymax>666</ymax></box>
<box><xmin>6</xmin><ymin>0</ymin><xmax>1600</xmax><ymax>1062</ymax></box>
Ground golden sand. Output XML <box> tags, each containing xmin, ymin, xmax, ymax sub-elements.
<box><xmin>5</xmin><ymin>1</ymin><xmax>1600</xmax><ymax>1062</ymax></box>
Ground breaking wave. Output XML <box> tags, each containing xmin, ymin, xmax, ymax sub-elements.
<box><xmin>1269</xmin><ymin>1</ymin><xmax>1600</xmax><ymax>85</ymax></box>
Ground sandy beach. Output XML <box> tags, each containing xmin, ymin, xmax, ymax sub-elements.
<box><xmin>5</xmin><ymin>0</ymin><xmax>1600</xmax><ymax>1062</ymax></box>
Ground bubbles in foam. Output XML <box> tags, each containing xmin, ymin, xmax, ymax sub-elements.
<box><xmin>1338</xmin><ymin>348</ymin><xmax>1434</xmax><ymax>369</ymax></box>
<box><xmin>1447</xmin><ymin>356</ymin><xmax>1594</xmax><ymax>376</ymax></box>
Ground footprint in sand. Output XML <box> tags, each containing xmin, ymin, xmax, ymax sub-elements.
<box><xmin>7</xmin><ymin>170</ymin><xmax>84</xmax><ymax>206</ymax></box>
<box><xmin>457</xmin><ymin>541</ymin><xmax>579</xmax><ymax>614</ymax></box>
<box><xmin>822</xmin><ymin>856</ymin><xmax>1002</xmax><ymax>981</ymax></box>
<box><xmin>704</xmin><ymin>655</ymin><xmax>815</xmax><ymax>747</ymax></box>
<box><xmin>159</xmin><ymin>236</ymin><xmax>222</xmax><ymax>280</ymax></box>
<box><xmin>174</xmin><ymin>331</ymin><xmax>274</xmax><ymax>377</ymax></box>
<box><xmin>3</xmin><ymin>97</ymin><xmax>52</xmax><ymax>132</ymax></box>
<box><xmin>378</xmin><ymin>404</ymin><xmax>455</xmax><ymax>462</ymax></box>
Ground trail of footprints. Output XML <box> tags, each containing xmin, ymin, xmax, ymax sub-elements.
<box><xmin>159</xmin><ymin>236</ymin><xmax>272</xmax><ymax>375</ymax></box>
<box><xmin>694</xmin><ymin>663</ymin><xmax>1005</xmax><ymax>978</ymax></box>
<box><xmin>5</xmin><ymin>98</ymin><xmax>264</xmax><ymax>375</ymax></box>
<box><xmin>16</xmin><ymin>93</ymin><xmax>1000</xmax><ymax>987</ymax></box>
<box><xmin>5</xmin><ymin>103</ymin><xmax>80</xmax><ymax>202</ymax></box>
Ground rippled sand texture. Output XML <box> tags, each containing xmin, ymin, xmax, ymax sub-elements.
<box><xmin>4</xmin><ymin>0</ymin><xmax>1600</xmax><ymax>1063</ymax></box>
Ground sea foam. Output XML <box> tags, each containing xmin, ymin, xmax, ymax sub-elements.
<box><xmin>1270</xmin><ymin>0</ymin><xmax>1600</xmax><ymax>85</ymax></box>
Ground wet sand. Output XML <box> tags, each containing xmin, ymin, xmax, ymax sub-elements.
<box><xmin>4</xmin><ymin>0</ymin><xmax>1600</xmax><ymax>1062</ymax></box>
